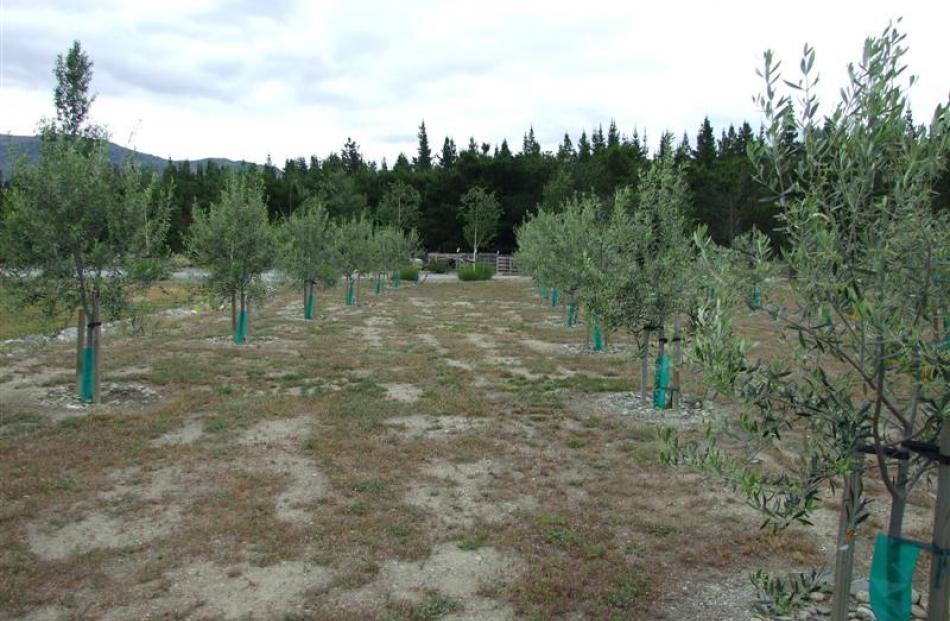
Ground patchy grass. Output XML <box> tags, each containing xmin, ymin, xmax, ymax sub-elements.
<box><xmin>0</xmin><ymin>277</ymin><xmax>936</xmax><ymax>620</ymax></box>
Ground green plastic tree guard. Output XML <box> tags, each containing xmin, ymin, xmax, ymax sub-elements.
<box><xmin>592</xmin><ymin>316</ymin><xmax>604</xmax><ymax>352</ymax></box>
<box><xmin>869</xmin><ymin>534</ymin><xmax>922</xmax><ymax>621</ymax></box>
<box><xmin>304</xmin><ymin>290</ymin><xmax>316</xmax><ymax>319</ymax></box>
<box><xmin>234</xmin><ymin>308</ymin><xmax>248</xmax><ymax>343</ymax></box>
<box><xmin>551</xmin><ymin>289</ymin><xmax>560</xmax><ymax>307</ymax></box>
<box><xmin>392</xmin><ymin>271</ymin><xmax>401</xmax><ymax>288</ymax></box>
<box><xmin>653</xmin><ymin>355</ymin><xmax>670</xmax><ymax>408</ymax></box>
<box><xmin>540</xmin><ymin>284</ymin><xmax>548</xmax><ymax>300</ymax></box>
<box><xmin>566</xmin><ymin>301</ymin><xmax>578</xmax><ymax>327</ymax></box>
<box><xmin>375</xmin><ymin>275</ymin><xmax>383</xmax><ymax>295</ymax></box>
<box><xmin>747</xmin><ymin>286</ymin><xmax>762</xmax><ymax>310</ymax></box>
<box><xmin>345</xmin><ymin>281</ymin><xmax>355</xmax><ymax>306</ymax></box>
<box><xmin>80</xmin><ymin>346</ymin><xmax>95</xmax><ymax>403</ymax></box>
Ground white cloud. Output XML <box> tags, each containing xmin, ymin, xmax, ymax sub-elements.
<box><xmin>1</xmin><ymin>0</ymin><xmax>947</xmax><ymax>164</ymax></box>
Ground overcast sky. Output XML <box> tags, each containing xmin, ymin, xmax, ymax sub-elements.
<box><xmin>1</xmin><ymin>0</ymin><xmax>947</xmax><ymax>165</ymax></box>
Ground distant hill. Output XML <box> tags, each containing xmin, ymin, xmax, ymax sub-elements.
<box><xmin>0</xmin><ymin>134</ymin><xmax>253</xmax><ymax>180</ymax></box>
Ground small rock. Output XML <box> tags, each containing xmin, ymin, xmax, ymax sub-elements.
<box><xmin>810</xmin><ymin>592</ymin><xmax>828</xmax><ymax>602</ymax></box>
<box><xmin>855</xmin><ymin>590</ymin><xmax>870</xmax><ymax>604</ymax></box>
<box><xmin>911</xmin><ymin>604</ymin><xmax>926</xmax><ymax>619</ymax></box>
<box><xmin>855</xmin><ymin>605</ymin><xmax>875</xmax><ymax>620</ymax></box>
<box><xmin>816</xmin><ymin>604</ymin><xmax>831</xmax><ymax>615</ymax></box>
<box><xmin>911</xmin><ymin>588</ymin><xmax>921</xmax><ymax>605</ymax></box>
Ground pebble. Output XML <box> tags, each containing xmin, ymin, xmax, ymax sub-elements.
<box><xmin>911</xmin><ymin>604</ymin><xmax>926</xmax><ymax>619</ymax></box>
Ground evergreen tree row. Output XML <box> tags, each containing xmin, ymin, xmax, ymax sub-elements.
<box><xmin>157</xmin><ymin>117</ymin><xmax>790</xmax><ymax>254</ymax></box>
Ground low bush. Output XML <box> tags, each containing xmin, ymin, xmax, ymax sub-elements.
<box><xmin>426</xmin><ymin>259</ymin><xmax>452</xmax><ymax>274</ymax></box>
<box><xmin>457</xmin><ymin>263</ymin><xmax>495</xmax><ymax>281</ymax></box>
<box><xmin>399</xmin><ymin>265</ymin><xmax>421</xmax><ymax>282</ymax></box>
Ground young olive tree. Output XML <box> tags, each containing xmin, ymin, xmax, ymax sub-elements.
<box><xmin>334</xmin><ymin>215</ymin><xmax>374</xmax><ymax>305</ymax></box>
<box><xmin>663</xmin><ymin>26</ymin><xmax>949</xmax><ymax>620</ymax></box>
<box><xmin>1</xmin><ymin>135</ymin><xmax>171</xmax><ymax>402</ymax></box>
<box><xmin>1</xmin><ymin>41</ymin><xmax>171</xmax><ymax>403</ymax></box>
<box><xmin>577</xmin><ymin>192</ymin><xmax>637</xmax><ymax>352</ymax></box>
<box><xmin>515</xmin><ymin>207</ymin><xmax>560</xmax><ymax>304</ymax></box>
<box><xmin>460</xmin><ymin>186</ymin><xmax>501</xmax><ymax>263</ymax></box>
<box><xmin>278</xmin><ymin>198</ymin><xmax>337</xmax><ymax>319</ymax></box>
<box><xmin>188</xmin><ymin>171</ymin><xmax>276</xmax><ymax>343</ymax></box>
<box><xmin>630</xmin><ymin>148</ymin><xmax>695</xmax><ymax>407</ymax></box>
<box><xmin>374</xmin><ymin>226</ymin><xmax>419</xmax><ymax>293</ymax></box>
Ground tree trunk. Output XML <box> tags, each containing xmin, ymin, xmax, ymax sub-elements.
<box><xmin>927</xmin><ymin>422</ymin><xmax>949</xmax><ymax>621</ymax></box>
<box><xmin>641</xmin><ymin>328</ymin><xmax>652</xmax><ymax>403</ymax></box>
<box><xmin>231</xmin><ymin>293</ymin><xmax>237</xmax><ymax>333</ymax></box>
<box><xmin>831</xmin><ymin>467</ymin><xmax>863</xmax><ymax>621</ymax></box>
<box><xmin>76</xmin><ymin>308</ymin><xmax>85</xmax><ymax>396</ymax></box>
<box><xmin>92</xmin><ymin>296</ymin><xmax>101</xmax><ymax>405</ymax></box>
<box><xmin>242</xmin><ymin>292</ymin><xmax>249</xmax><ymax>341</ymax></box>
<box><xmin>672</xmin><ymin>315</ymin><xmax>682</xmax><ymax>409</ymax></box>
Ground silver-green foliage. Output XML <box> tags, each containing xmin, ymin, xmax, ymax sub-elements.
<box><xmin>1</xmin><ymin>132</ymin><xmax>172</xmax><ymax>321</ymax></box>
<box><xmin>333</xmin><ymin>215</ymin><xmax>375</xmax><ymax>279</ymax></box>
<box><xmin>188</xmin><ymin>171</ymin><xmax>276</xmax><ymax>303</ymax></box>
<box><xmin>278</xmin><ymin>197</ymin><xmax>338</xmax><ymax>289</ymax></box>
<box><xmin>665</xmin><ymin>24</ymin><xmax>949</xmax><ymax>535</ymax></box>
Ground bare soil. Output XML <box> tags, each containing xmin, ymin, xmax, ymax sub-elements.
<box><xmin>0</xmin><ymin>278</ymin><xmax>938</xmax><ymax>620</ymax></box>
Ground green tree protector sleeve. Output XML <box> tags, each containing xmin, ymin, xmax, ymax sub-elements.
<box><xmin>653</xmin><ymin>355</ymin><xmax>671</xmax><ymax>408</ymax></box>
<box><xmin>80</xmin><ymin>346</ymin><xmax>95</xmax><ymax>403</ymax></box>
<box><xmin>234</xmin><ymin>308</ymin><xmax>248</xmax><ymax>343</ymax></box>
<box><xmin>551</xmin><ymin>289</ymin><xmax>560</xmax><ymax>307</ymax></box>
<box><xmin>305</xmin><ymin>290</ymin><xmax>316</xmax><ymax>319</ymax></box>
<box><xmin>869</xmin><ymin>533</ymin><xmax>921</xmax><ymax>621</ymax></box>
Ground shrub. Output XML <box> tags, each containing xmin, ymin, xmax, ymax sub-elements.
<box><xmin>457</xmin><ymin>263</ymin><xmax>495</xmax><ymax>281</ymax></box>
<box><xmin>398</xmin><ymin>265</ymin><xmax>420</xmax><ymax>282</ymax></box>
<box><xmin>426</xmin><ymin>259</ymin><xmax>452</xmax><ymax>274</ymax></box>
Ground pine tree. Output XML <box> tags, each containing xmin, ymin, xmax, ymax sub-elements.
<box><xmin>591</xmin><ymin>125</ymin><xmax>606</xmax><ymax>154</ymax></box>
<box><xmin>577</xmin><ymin>131</ymin><xmax>591</xmax><ymax>161</ymax></box>
<box><xmin>693</xmin><ymin>117</ymin><xmax>717</xmax><ymax>165</ymax></box>
<box><xmin>415</xmin><ymin>121</ymin><xmax>432</xmax><ymax>170</ymax></box>
<box><xmin>341</xmin><ymin>138</ymin><xmax>364</xmax><ymax>174</ymax></box>
<box><xmin>607</xmin><ymin>120</ymin><xmax>620</xmax><ymax>149</ymax></box>
<box><xmin>557</xmin><ymin>133</ymin><xmax>576</xmax><ymax>162</ymax></box>
<box><xmin>522</xmin><ymin>126</ymin><xmax>541</xmax><ymax>156</ymax></box>
<box><xmin>440</xmin><ymin>137</ymin><xmax>457</xmax><ymax>168</ymax></box>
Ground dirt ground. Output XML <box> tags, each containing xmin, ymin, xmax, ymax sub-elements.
<box><xmin>0</xmin><ymin>278</ymin><xmax>937</xmax><ymax>620</ymax></box>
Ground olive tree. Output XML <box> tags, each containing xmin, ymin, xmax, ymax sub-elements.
<box><xmin>1</xmin><ymin>135</ymin><xmax>171</xmax><ymax>402</ymax></box>
<box><xmin>373</xmin><ymin>226</ymin><xmax>419</xmax><ymax>293</ymax></box>
<box><xmin>334</xmin><ymin>215</ymin><xmax>374</xmax><ymax>305</ymax></box>
<box><xmin>663</xmin><ymin>26</ymin><xmax>949</xmax><ymax>620</ymax></box>
<box><xmin>0</xmin><ymin>41</ymin><xmax>170</xmax><ymax>403</ymax></box>
<box><xmin>188</xmin><ymin>171</ymin><xmax>276</xmax><ymax>342</ymax></box>
<box><xmin>278</xmin><ymin>198</ymin><xmax>337</xmax><ymax>319</ymax></box>
<box><xmin>629</xmin><ymin>147</ymin><xmax>695</xmax><ymax>407</ymax></box>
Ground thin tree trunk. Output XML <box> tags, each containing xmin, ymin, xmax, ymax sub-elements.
<box><xmin>92</xmin><ymin>296</ymin><xmax>101</xmax><ymax>405</ymax></box>
<box><xmin>242</xmin><ymin>292</ymin><xmax>249</xmax><ymax>341</ymax></box>
<box><xmin>672</xmin><ymin>315</ymin><xmax>682</xmax><ymax>409</ymax></box>
<box><xmin>641</xmin><ymin>328</ymin><xmax>652</xmax><ymax>402</ymax></box>
<box><xmin>76</xmin><ymin>308</ymin><xmax>85</xmax><ymax>396</ymax></box>
<box><xmin>231</xmin><ymin>293</ymin><xmax>237</xmax><ymax>333</ymax></box>
<box><xmin>927</xmin><ymin>422</ymin><xmax>949</xmax><ymax>621</ymax></box>
<box><xmin>831</xmin><ymin>467</ymin><xmax>863</xmax><ymax>621</ymax></box>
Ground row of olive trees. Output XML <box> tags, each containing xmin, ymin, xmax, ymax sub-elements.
<box><xmin>515</xmin><ymin>147</ymin><xmax>708</xmax><ymax>408</ymax></box>
<box><xmin>187</xmin><ymin>172</ymin><xmax>420</xmax><ymax>342</ymax></box>
<box><xmin>661</xmin><ymin>26</ymin><xmax>948</xmax><ymax>621</ymax></box>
